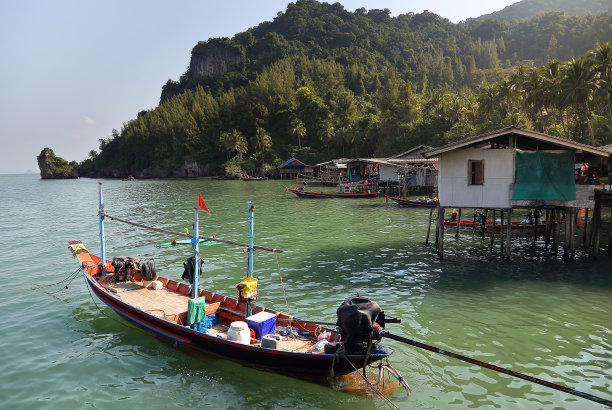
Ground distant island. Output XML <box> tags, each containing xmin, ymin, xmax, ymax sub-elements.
<box><xmin>37</xmin><ymin>148</ymin><xmax>78</xmax><ymax>179</ymax></box>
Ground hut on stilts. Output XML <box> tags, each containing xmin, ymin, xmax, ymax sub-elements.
<box><xmin>423</xmin><ymin>127</ymin><xmax>612</xmax><ymax>260</ymax></box>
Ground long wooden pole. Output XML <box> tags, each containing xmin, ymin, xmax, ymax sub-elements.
<box><xmin>247</xmin><ymin>202</ymin><xmax>255</xmax><ymax>317</ymax></box>
<box><xmin>500</xmin><ymin>209</ymin><xmax>504</xmax><ymax>256</ymax></box>
<box><xmin>192</xmin><ymin>208</ymin><xmax>199</xmax><ymax>298</ymax></box>
<box><xmin>455</xmin><ymin>208</ymin><xmax>461</xmax><ymax>238</ymax></box>
<box><xmin>98</xmin><ymin>182</ymin><xmax>107</xmax><ymax>276</ymax></box>
<box><xmin>102</xmin><ymin>213</ymin><xmax>283</xmax><ymax>253</ymax></box>
<box><xmin>490</xmin><ymin>209</ymin><xmax>496</xmax><ymax>247</ymax></box>
<box><xmin>382</xmin><ymin>331</ymin><xmax>612</xmax><ymax>407</ymax></box>
<box><xmin>505</xmin><ymin>208</ymin><xmax>512</xmax><ymax>260</ymax></box>
<box><xmin>426</xmin><ymin>206</ymin><xmax>434</xmax><ymax>244</ymax></box>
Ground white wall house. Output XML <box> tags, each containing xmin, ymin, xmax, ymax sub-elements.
<box><xmin>425</xmin><ymin>127</ymin><xmax>610</xmax><ymax>209</ymax></box>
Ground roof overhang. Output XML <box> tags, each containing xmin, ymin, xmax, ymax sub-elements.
<box><xmin>424</xmin><ymin>127</ymin><xmax>610</xmax><ymax>158</ymax></box>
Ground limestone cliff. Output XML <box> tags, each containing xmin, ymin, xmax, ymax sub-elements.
<box><xmin>37</xmin><ymin>148</ymin><xmax>79</xmax><ymax>179</ymax></box>
<box><xmin>188</xmin><ymin>39</ymin><xmax>244</xmax><ymax>79</ymax></box>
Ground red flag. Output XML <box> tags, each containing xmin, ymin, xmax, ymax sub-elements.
<box><xmin>198</xmin><ymin>193</ymin><xmax>210</xmax><ymax>214</ymax></box>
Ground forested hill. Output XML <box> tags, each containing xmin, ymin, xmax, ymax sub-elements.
<box><xmin>472</xmin><ymin>0</ymin><xmax>612</xmax><ymax>22</ymax></box>
<box><xmin>80</xmin><ymin>0</ymin><xmax>612</xmax><ymax>178</ymax></box>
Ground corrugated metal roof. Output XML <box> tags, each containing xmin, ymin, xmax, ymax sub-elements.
<box><xmin>424</xmin><ymin>126</ymin><xmax>611</xmax><ymax>158</ymax></box>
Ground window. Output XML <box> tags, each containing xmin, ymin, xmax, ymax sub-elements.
<box><xmin>468</xmin><ymin>160</ymin><xmax>484</xmax><ymax>185</ymax></box>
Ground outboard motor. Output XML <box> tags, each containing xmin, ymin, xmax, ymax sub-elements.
<box><xmin>335</xmin><ymin>296</ymin><xmax>386</xmax><ymax>353</ymax></box>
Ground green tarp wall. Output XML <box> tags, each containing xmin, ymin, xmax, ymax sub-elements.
<box><xmin>512</xmin><ymin>151</ymin><xmax>575</xmax><ymax>200</ymax></box>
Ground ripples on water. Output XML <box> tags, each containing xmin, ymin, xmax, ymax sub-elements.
<box><xmin>0</xmin><ymin>175</ymin><xmax>610</xmax><ymax>409</ymax></box>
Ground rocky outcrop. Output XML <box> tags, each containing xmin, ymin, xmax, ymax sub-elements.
<box><xmin>189</xmin><ymin>39</ymin><xmax>243</xmax><ymax>79</ymax></box>
<box><xmin>171</xmin><ymin>158</ymin><xmax>210</xmax><ymax>178</ymax></box>
<box><xmin>37</xmin><ymin>148</ymin><xmax>78</xmax><ymax>179</ymax></box>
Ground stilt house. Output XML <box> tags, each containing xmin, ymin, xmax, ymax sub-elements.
<box><xmin>424</xmin><ymin>126</ymin><xmax>611</xmax><ymax>259</ymax></box>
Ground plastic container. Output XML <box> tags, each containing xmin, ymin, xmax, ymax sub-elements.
<box><xmin>261</xmin><ymin>334</ymin><xmax>282</xmax><ymax>349</ymax></box>
<box><xmin>245</xmin><ymin>311</ymin><xmax>277</xmax><ymax>340</ymax></box>
<box><xmin>237</xmin><ymin>277</ymin><xmax>258</xmax><ymax>299</ymax></box>
<box><xmin>227</xmin><ymin>321</ymin><xmax>250</xmax><ymax>344</ymax></box>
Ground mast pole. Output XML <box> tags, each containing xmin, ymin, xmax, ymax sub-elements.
<box><xmin>98</xmin><ymin>182</ymin><xmax>107</xmax><ymax>276</ymax></box>
<box><xmin>192</xmin><ymin>207</ymin><xmax>199</xmax><ymax>298</ymax></box>
<box><xmin>247</xmin><ymin>201</ymin><xmax>255</xmax><ymax>317</ymax></box>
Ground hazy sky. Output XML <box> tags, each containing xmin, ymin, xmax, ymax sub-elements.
<box><xmin>0</xmin><ymin>0</ymin><xmax>518</xmax><ymax>174</ymax></box>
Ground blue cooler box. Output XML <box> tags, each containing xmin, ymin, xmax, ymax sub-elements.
<box><xmin>246</xmin><ymin>311</ymin><xmax>277</xmax><ymax>340</ymax></box>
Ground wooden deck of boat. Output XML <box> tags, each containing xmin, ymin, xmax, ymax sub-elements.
<box><xmin>98</xmin><ymin>275</ymin><xmax>321</xmax><ymax>352</ymax></box>
<box><xmin>101</xmin><ymin>275</ymin><xmax>191</xmax><ymax>323</ymax></box>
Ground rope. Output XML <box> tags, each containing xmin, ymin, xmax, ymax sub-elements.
<box><xmin>102</xmin><ymin>212</ymin><xmax>283</xmax><ymax>253</ymax></box>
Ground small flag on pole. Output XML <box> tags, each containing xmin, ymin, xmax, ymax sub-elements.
<box><xmin>198</xmin><ymin>193</ymin><xmax>210</xmax><ymax>214</ymax></box>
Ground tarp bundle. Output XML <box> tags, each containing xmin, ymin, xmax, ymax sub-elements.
<box><xmin>512</xmin><ymin>151</ymin><xmax>576</xmax><ymax>200</ymax></box>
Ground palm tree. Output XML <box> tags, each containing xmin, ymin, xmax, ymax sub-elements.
<box><xmin>290</xmin><ymin>116</ymin><xmax>306</xmax><ymax>149</ymax></box>
<box><xmin>561</xmin><ymin>57</ymin><xmax>599</xmax><ymax>145</ymax></box>
<box><xmin>218</xmin><ymin>130</ymin><xmax>247</xmax><ymax>159</ymax></box>
<box><xmin>253</xmin><ymin>127</ymin><xmax>272</xmax><ymax>171</ymax></box>
<box><xmin>590</xmin><ymin>42</ymin><xmax>612</xmax><ymax>131</ymax></box>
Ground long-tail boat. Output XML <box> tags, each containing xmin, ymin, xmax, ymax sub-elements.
<box><xmin>68</xmin><ymin>183</ymin><xmax>393</xmax><ymax>378</ymax></box>
<box><xmin>386</xmin><ymin>196</ymin><xmax>437</xmax><ymax>207</ymax></box>
<box><xmin>285</xmin><ymin>181</ymin><xmax>378</xmax><ymax>198</ymax></box>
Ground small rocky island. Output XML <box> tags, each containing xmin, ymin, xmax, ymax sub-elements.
<box><xmin>37</xmin><ymin>148</ymin><xmax>79</xmax><ymax>179</ymax></box>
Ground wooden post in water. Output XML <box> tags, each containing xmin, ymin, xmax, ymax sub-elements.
<box><xmin>505</xmin><ymin>208</ymin><xmax>512</xmax><ymax>259</ymax></box>
<box><xmin>455</xmin><ymin>208</ymin><xmax>462</xmax><ymax>238</ymax></box>
<box><xmin>437</xmin><ymin>206</ymin><xmax>445</xmax><ymax>258</ymax></box>
<box><xmin>582</xmin><ymin>208</ymin><xmax>589</xmax><ymax>248</ymax></box>
<box><xmin>499</xmin><ymin>209</ymin><xmax>504</xmax><ymax>256</ymax></box>
<box><xmin>425</xmin><ymin>206</ymin><xmax>434</xmax><ymax>244</ymax></box>
<box><xmin>480</xmin><ymin>209</ymin><xmax>487</xmax><ymax>240</ymax></box>
<box><xmin>563</xmin><ymin>208</ymin><xmax>570</xmax><ymax>261</ymax></box>
<box><xmin>544</xmin><ymin>209</ymin><xmax>552</xmax><ymax>250</ymax></box>
<box><xmin>592</xmin><ymin>199</ymin><xmax>601</xmax><ymax>258</ymax></box>
<box><xmin>490</xmin><ymin>209</ymin><xmax>496</xmax><ymax>248</ymax></box>
<box><xmin>553</xmin><ymin>208</ymin><xmax>561</xmax><ymax>256</ymax></box>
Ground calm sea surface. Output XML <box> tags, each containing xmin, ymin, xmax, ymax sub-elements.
<box><xmin>0</xmin><ymin>174</ymin><xmax>610</xmax><ymax>409</ymax></box>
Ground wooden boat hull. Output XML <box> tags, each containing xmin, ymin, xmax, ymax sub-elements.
<box><xmin>387</xmin><ymin>196</ymin><xmax>437</xmax><ymax>207</ymax></box>
<box><xmin>240</xmin><ymin>177</ymin><xmax>267</xmax><ymax>181</ymax></box>
<box><xmin>286</xmin><ymin>187</ymin><xmax>379</xmax><ymax>198</ymax></box>
<box><xmin>70</xmin><ymin>243</ymin><xmax>391</xmax><ymax>376</ymax></box>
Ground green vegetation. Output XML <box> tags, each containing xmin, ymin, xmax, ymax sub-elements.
<box><xmin>37</xmin><ymin>147</ymin><xmax>78</xmax><ymax>179</ymax></box>
<box><xmin>80</xmin><ymin>1</ymin><xmax>612</xmax><ymax>178</ymax></box>
<box><xmin>472</xmin><ymin>0</ymin><xmax>612</xmax><ymax>23</ymax></box>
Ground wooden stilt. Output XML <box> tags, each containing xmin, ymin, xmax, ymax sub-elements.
<box><xmin>426</xmin><ymin>206</ymin><xmax>434</xmax><ymax>244</ymax></box>
<box><xmin>533</xmin><ymin>209</ymin><xmax>539</xmax><ymax>242</ymax></box>
<box><xmin>553</xmin><ymin>208</ymin><xmax>561</xmax><ymax>256</ymax></box>
<box><xmin>582</xmin><ymin>208</ymin><xmax>589</xmax><ymax>248</ymax></box>
<box><xmin>481</xmin><ymin>209</ymin><xmax>487</xmax><ymax>240</ymax></box>
<box><xmin>592</xmin><ymin>200</ymin><xmax>601</xmax><ymax>258</ymax></box>
<box><xmin>563</xmin><ymin>208</ymin><xmax>570</xmax><ymax>261</ymax></box>
<box><xmin>500</xmin><ymin>209</ymin><xmax>504</xmax><ymax>256</ymax></box>
<box><xmin>490</xmin><ymin>209</ymin><xmax>496</xmax><ymax>248</ymax></box>
<box><xmin>505</xmin><ymin>208</ymin><xmax>512</xmax><ymax>260</ymax></box>
<box><xmin>455</xmin><ymin>208</ymin><xmax>462</xmax><ymax>238</ymax></box>
<box><xmin>437</xmin><ymin>207</ymin><xmax>445</xmax><ymax>258</ymax></box>
<box><xmin>569</xmin><ymin>208</ymin><xmax>576</xmax><ymax>261</ymax></box>
<box><xmin>544</xmin><ymin>209</ymin><xmax>552</xmax><ymax>250</ymax></box>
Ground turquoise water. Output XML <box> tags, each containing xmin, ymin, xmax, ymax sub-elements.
<box><xmin>0</xmin><ymin>174</ymin><xmax>610</xmax><ymax>409</ymax></box>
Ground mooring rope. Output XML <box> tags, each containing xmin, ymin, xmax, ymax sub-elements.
<box><xmin>102</xmin><ymin>212</ymin><xmax>283</xmax><ymax>253</ymax></box>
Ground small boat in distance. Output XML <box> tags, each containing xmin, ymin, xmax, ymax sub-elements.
<box><xmin>240</xmin><ymin>174</ymin><xmax>267</xmax><ymax>181</ymax></box>
<box><xmin>386</xmin><ymin>196</ymin><xmax>437</xmax><ymax>207</ymax></box>
<box><xmin>285</xmin><ymin>181</ymin><xmax>379</xmax><ymax>198</ymax></box>
<box><xmin>68</xmin><ymin>184</ymin><xmax>394</xmax><ymax>379</ymax></box>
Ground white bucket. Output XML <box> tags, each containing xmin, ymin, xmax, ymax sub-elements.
<box><xmin>227</xmin><ymin>321</ymin><xmax>250</xmax><ymax>344</ymax></box>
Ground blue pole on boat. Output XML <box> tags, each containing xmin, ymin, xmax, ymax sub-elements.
<box><xmin>247</xmin><ymin>202</ymin><xmax>255</xmax><ymax>317</ymax></box>
<box><xmin>98</xmin><ymin>182</ymin><xmax>107</xmax><ymax>276</ymax></box>
<box><xmin>248</xmin><ymin>201</ymin><xmax>254</xmax><ymax>278</ymax></box>
<box><xmin>192</xmin><ymin>207</ymin><xmax>199</xmax><ymax>298</ymax></box>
